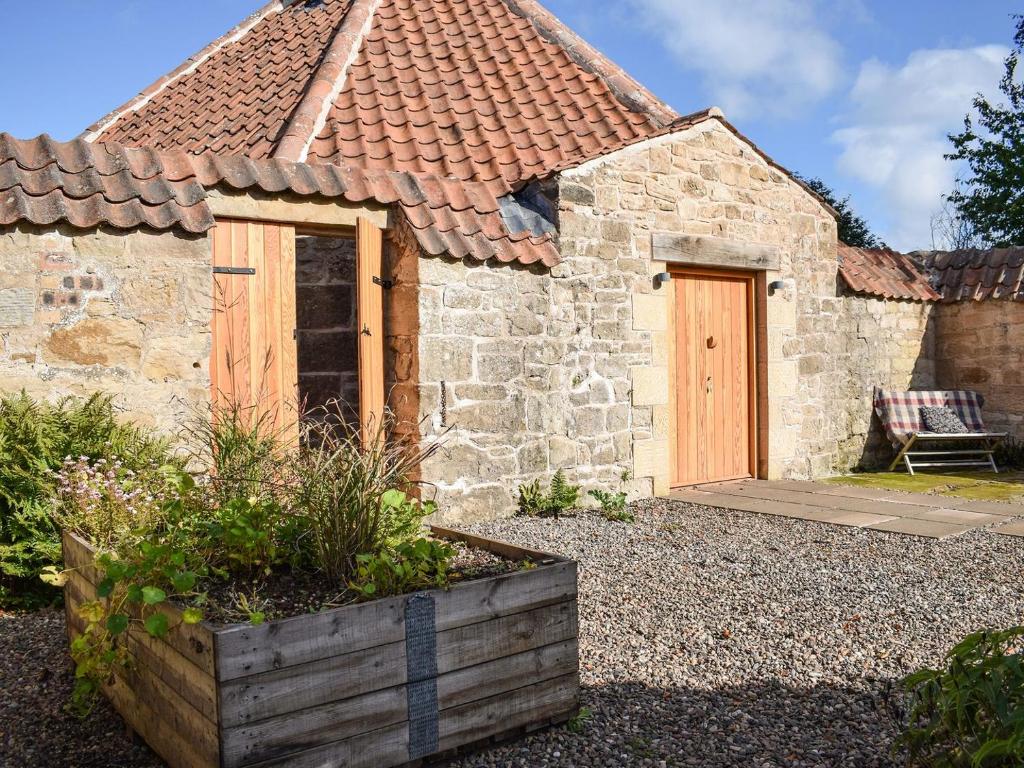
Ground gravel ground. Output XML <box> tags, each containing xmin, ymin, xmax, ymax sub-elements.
<box><xmin>3</xmin><ymin>498</ymin><xmax>1024</xmax><ymax>767</ymax></box>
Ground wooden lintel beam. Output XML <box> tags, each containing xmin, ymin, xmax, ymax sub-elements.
<box><xmin>653</xmin><ymin>233</ymin><xmax>780</xmax><ymax>272</ymax></box>
<box><xmin>207</xmin><ymin>190</ymin><xmax>390</xmax><ymax>230</ymax></box>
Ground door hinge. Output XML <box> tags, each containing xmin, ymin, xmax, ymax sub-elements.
<box><xmin>372</xmin><ymin>276</ymin><xmax>393</xmax><ymax>289</ymax></box>
<box><xmin>213</xmin><ymin>266</ymin><xmax>256</xmax><ymax>275</ymax></box>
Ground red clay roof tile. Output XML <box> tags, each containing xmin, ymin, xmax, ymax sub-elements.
<box><xmin>837</xmin><ymin>244</ymin><xmax>940</xmax><ymax>302</ymax></box>
<box><xmin>913</xmin><ymin>248</ymin><xmax>1024</xmax><ymax>302</ymax></box>
<box><xmin>88</xmin><ymin>0</ymin><xmax>674</xmax><ymax>186</ymax></box>
<box><xmin>1</xmin><ymin>133</ymin><xmax>559</xmax><ymax>267</ymax></box>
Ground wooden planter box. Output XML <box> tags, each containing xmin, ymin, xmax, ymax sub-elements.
<box><xmin>62</xmin><ymin>527</ymin><xmax>579</xmax><ymax>768</ymax></box>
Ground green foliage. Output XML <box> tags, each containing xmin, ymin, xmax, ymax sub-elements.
<box><xmin>895</xmin><ymin>626</ymin><xmax>1024</xmax><ymax>767</ymax></box>
<box><xmin>947</xmin><ymin>15</ymin><xmax>1024</xmax><ymax>247</ymax></box>
<box><xmin>589</xmin><ymin>489</ymin><xmax>633</xmax><ymax>522</ymax></box>
<box><xmin>795</xmin><ymin>175</ymin><xmax>882</xmax><ymax>248</ymax></box>
<box><xmin>518</xmin><ymin>470</ymin><xmax>581</xmax><ymax>517</ymax></box>
<box><xmin>567</xmin><ymin>706</ymin><xmax>593</xmax><ymax>734</ymax></box>
<box><xmin>0</xmin><ymin>392</ymin><xmax>170</xmax><ymax>608</ymax></box>
<box><xmin>349</xmin><ymin>537</ymin><xmax>454</xmax><ymax>600</ymax></box>
<box><xmin>289</xmin><ymin>410</ymin><xmax>438</xmax><ymax>582</ymax></box>
<box><xmin>995</xmin><ymin>437</ymin><xmax>1024</xmax><ymax>470</ymax></box>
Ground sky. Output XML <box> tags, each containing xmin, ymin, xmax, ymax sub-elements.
<box><xmin>0</xmin><ymin>0</ymin><xmax>1018</xmax><ymax>250</ymax></box>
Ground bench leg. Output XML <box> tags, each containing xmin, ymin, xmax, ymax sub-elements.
<box><xmin>888</xmin><ymin>435</ymin><xmax>917</xmax><ymax>473</ymax></box>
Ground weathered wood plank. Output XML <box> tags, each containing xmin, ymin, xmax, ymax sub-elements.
<box><xmin>214</xmin><ymin>594</ymin><xmax>407</xmax><ymax>681</ymax></box>
<box><xmin>437</xmin><ymin>638</ymin><xmax>578</xmax><ymax>711</ymax></box>
<box><xmin>434</xmin><ymin>561</ymin><xmax>577</xmax><ymax>632</ymax></box>
<box><xmin>245</xmin><ymin>722</ymin><xmax>408</xmax><ymax>768</ymax></box>
<box><xmin>64</xmin><ymin>569</ymin><xmax>219</xmax><ymax>722</ymax></box>
<box><xmin>207</xmin><ymin>190</ymin><xmax>389</xmax><ymax>230</ymax></box>
<box><xmin>219</xmin><ymin>640</ymin><xmax>406</xmax><ymax>727</ymax></box>
<box><xmin>67</xmin><ymin>621</ymin><xmax>219</xmax><ymax>768</ymax></box>
<box><xmin>61</xmin><ymin>530</ymin><xmax>103</xmax><ymax>585</ymax></box>
<box><xmin>220</xmin><ymin>599</ymin><xmax>576</xmax><ymax>727</ymax></box>
<box><xmin>431</xmin><ymin>526</ymin><xmax>567</xmax><ymax>564</ymax></box>
<box><xmin>653</xmin><ymin>233</ymin><xmax>780</xmax><ymax>271</ymax></box>
<box><xmin>436</xmin><ymin>600</ymin><xmax>578</xmax><ymax>674</ymax></box>
<box><xmin>437</xmin><ymin>672</ymin><xmax>579</xmax><ymax>752</ymax></box>
<box><xmin>222</xmin><ymin>687</ymin><xmax>407</xmax><ymax>768</ymax></box>
<box><xmin>62</xmin><ymin>534</ymin><xmax>217</xmax><ymax>677</ymax></box>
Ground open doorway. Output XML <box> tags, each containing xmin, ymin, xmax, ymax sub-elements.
<box><xmin>295</xmin><ymin>232</ymin><xmax>360</xmax><ymax>429</ymax></box>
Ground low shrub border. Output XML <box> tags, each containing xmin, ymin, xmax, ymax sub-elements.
<box><xmin>62</xmin><ymin>525</ymin><xmax>580</xmax><ymax>768</ymax></box>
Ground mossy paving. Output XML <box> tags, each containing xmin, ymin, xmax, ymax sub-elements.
<box><xmin>825</xmin><ymin>471</ymin><xmax>1024</xmax><ymax>503</ymax></box>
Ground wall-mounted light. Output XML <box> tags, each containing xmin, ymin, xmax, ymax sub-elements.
<box><xmin>768</xmin><ymin>279</ymin><xmax>786</xmax><ymax>295</ymax></box>
<box><xmin>654</xmin><ymin>272</ymin><xmax>672</xmax><ymax>286</ymax></box>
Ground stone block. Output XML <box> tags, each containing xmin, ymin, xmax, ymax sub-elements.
<box><xmin>44</xmin><ymin>316</ymin><xmax>144</xmax><ymax>368</ymax></box>
<box><xmin>630</xmin><ymin>365</ymin><xmax>669</xmax><ymax>406</ymax></box>
<box><xmin>419</xmin><ymin>337</ymin><xmax>473</xmax><ymax>381</ymax></box>
<box><xmin>632</xmin><ymin>293</ymin><xmax>667</xmax><ymax>331</ymax></box>
<box><xmin>633</xmin><ymin>438</ymin><xmax>669</xmax><ymax>479</ymax></box>
<box><xmin>0</xmin><ymin>288</ymin><xmax>34</xmax><ymax>327</ymax></box>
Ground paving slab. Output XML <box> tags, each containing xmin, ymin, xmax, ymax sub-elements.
<box><xmin>951</xmin><ymin>499</ymin><xmax>1024</xmax><ymax>517</ymax></box>
<box><xmin>811</xmin><ymin>510</ymin><xmax>900</xmax><ymax>528</ymax></box>
<box><xmin>766</xmin><ymin>480</ymin><xmax>954</xmax><ymax>508</ymax></box>
<box><xmin>699</xmin><ymin>482</ymin><xmax>929</xmax><ymax>517</ymax></box>
<box><xmin>992</xmin><ymin>520</ymin><xmax>1024</xmax><ymax>537</ymax></box>
<box><xmin>865</xmin><ymin>517</ymin><xmax>973</xmax><ymax>539</ymax></box>
<box><xmin>901</xmin><ymin>508</ymin><xmax>1008</xmax><ymax>526</ymax></box>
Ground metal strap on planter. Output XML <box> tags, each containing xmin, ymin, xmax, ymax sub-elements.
<box><xmin>405</xmin><ymin>593</ymin><xmax>439</xmax><ymax>759</ymax></box>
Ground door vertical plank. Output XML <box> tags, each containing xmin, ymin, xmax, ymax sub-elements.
<box><xmin>247</xmin><ymin>222</ymin><xmax>267</xmax><ymax>409</ymax></box>
<box><xmin>262</xmin><ymin>223</ymin><xmax>283</xmax><ymax>420</ymax></box>
<box><xmin>278</xmin><ymin>225</ymin><xmax>298</xmax><ymax>438</ymax></box>
<box><xmin>210</xmin><ymin>222</ymin><xmax>230</xmax><ymax>413</ymax></box>
<box><xmin>229</xmin><ymin>221</ymin><xmax>251</xmax><ymax>410</ymax></box>
<box><xmin>356</xmin><ymin>217</ymin><xmax>385</xmax><ymax>444</ymax></box>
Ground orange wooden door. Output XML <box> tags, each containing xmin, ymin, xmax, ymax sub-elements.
<box><xmin>210</xmin><ymin>219</ymin><xmax>298</xmax><ymax>431</ymax></box>
<box><xmin>673</xmin><ymin>271</ymin><xmax>754</xmax><ymax>485</ymax></box>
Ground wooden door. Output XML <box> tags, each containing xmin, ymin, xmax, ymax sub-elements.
<box><xmin>210</xmin><ymin>219</ymin><xmax>298</xmax><ymax>431</ymax></box>
<box><xmin>672</xmin><ymin>270</ymin><xmax>755</xmax><ymax>485</ymax></box>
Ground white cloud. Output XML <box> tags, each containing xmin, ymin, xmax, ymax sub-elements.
<box><xmin>832</xmin><ymin>45</ymin><xmax>1007</xmax><ymax>250</ymax></box>
<box><xmin>629</xmin><ymin>0</ymin><xmax>843</xmax><ymax>119</ymax></box>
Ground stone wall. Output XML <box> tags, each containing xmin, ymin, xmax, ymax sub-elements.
<box><xmin>395</xmin><ymin>118</ymin><xmax>958</xmax><ymax>521</ymax></box>
<box><xmin>385</xmin><ymin>213</ymin><xmax>636</xmax><ymax>523</ymax></box>
<box><xmin>0</xmin><ymin>224</ymin><xmax>212</xmax><ymax>433</ymax></box>
<box><xmin>295</xmin><ymin>235</ymin><xmax>359</xmax><ymax>423</ymax></box>
<box><xmin>934</xmin><ymin>299</ymin><xmax>1024</xmax><ymax>440</ymax></box>
<box><xmin>833</xmin><ymin>296</ymin><xmax>935</xmax><ymax>469</ymax></box>
<box><xmin>559</xmin><ymin>119</ymin><xmax>841</xmax><ymax>488</ymax></box>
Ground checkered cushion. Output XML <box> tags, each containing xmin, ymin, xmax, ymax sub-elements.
<box><xmin>873</xmin><ymin>388</ymin><xmax>987</xmax><ymax>446</ymax></box>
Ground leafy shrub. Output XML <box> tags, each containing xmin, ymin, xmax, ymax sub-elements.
<box><xmin>289</xmin><ymin>412</ymin><xmax>438</xmax><ymax>581</ymax></box>
<box><xmin>0</xmin><ymin>392</ymin><xmax>170</xmax><ymax>608</ymax></box>
<box><xmin>518</xmin><ymin>470</ymin><xmax>581</xmax><ymax>517</ymax></box>
<box><xmin>995</xmin><ymin>437</ymin><xmax>1024</xmax><ymax>470</ymax></box>
<box><xmin>349</xmin><ymin>537</ymin><xmax>454</xmax><ymax>600</ymax></box>
<box><xmin>895</xmin><ymin>626</ymin><xmax>1024</xmax><ymax>767</ymax></box>
<box><xmin>589</xmin><ymin>489</ymin><xmax>633</xmax><ymax>522</ymax></box>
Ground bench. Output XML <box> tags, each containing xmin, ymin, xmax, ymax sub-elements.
<box><xmin>873</xmin><ymin>388</ymin><xmax>1006</xmax><ymax>474</ymax></box>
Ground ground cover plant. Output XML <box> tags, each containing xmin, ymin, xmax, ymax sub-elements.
<box><xmin>38</xmin><ymin>396</ymin><xmax>527</xmax><ymax>716</ymax></box>
<box><xmin>518</xmin><ymin>470</ymin><xmax>581</xmax><ymax>517</ymax></box>
<box><xmin>0</xmin><ymin>392</ymin><xmax>172</xmax><ymax>609</ymax></box>
<box><xmin>895</xmin><ymin>626</ymin><xmax>1024</xmax><ymax>767</ymax></box>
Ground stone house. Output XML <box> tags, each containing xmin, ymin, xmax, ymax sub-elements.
<box><xmin>0</xmin><ymin>0</ymin><xmax>1021</xmax><ymax>522</ymax></box>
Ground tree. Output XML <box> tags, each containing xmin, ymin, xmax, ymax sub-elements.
<box><xmin>795</xmin><ymin>174</ymin><xmax>882</xmax><ymax>248</ymax></box>
<box><xmin>930</xmin><ymin>181</ymin><xmax>985</xmax><ymax>250</ymax></box>
<box><xmin>947</xmin><ymin>14</ymin><xmax>1024</xmax><ymax>247</ymax></box>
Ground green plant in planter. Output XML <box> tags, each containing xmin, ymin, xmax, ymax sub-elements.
<box><xmin>518</xmin><ymin>470</ymin><xmax>580</xmax><ymax>517</ymax></box>
<box><xmin>0</xmin><ymin>392</ymin><xmax>171</xmax><ymax>608</ymax></box>
<box><xmin>349</xmin><ymin>537</ymin><xmax>454</xmax><ymax>600</ymax></box>
<box><xmin>895</xmin><ymin>626</ymin><xmax>1024</xmax><ymax>766</ymax></box>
